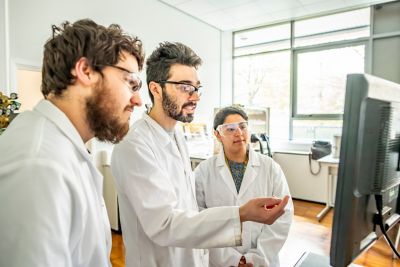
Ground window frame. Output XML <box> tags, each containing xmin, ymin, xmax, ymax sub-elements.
<box><xmin>292</xmin><ymin>39</ymin><xmax>369</xmax><ymax>121</ymax></box>
<box><xmin>232</xmin><ymin>7</ymin><xmax>374</xmax><ymax>141</ymax></box>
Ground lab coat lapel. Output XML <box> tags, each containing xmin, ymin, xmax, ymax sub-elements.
<box><xmin>174</xmin><ymin>130</ymin><xmax>196</xmax><ymax>197</ymax></box>
<box><xmin>238</xmin><ymin>148</ymin><xmax>259</xmax><ymax>198</ymax></box>
<box><xmin>143</xmin><ymin>113</ymin><xmax>182</xmax><ymax>160</ymax></box>
<box><xmin>34</xmin><ymin>100</ymin><xmax>104</xmax><ymax>199</ymax></box>
<box><xmin>216</xmin><ymin>149</ymin><xmax>238</xmax><ymax>196</ymax></box>
<box><xmin>35</xmin><ymin>100</ymin><xmax>111</xmax><ymax>253</ymax></box>
<box><xmin>166</xmin><ymin>136</ymin><xmax>183</xmax><ymax>160</ymax></box>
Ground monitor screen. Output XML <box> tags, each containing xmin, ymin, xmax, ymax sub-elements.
<box><xmin>330</xmin><ymin>73</ymin><xmax>400</xmax><ymax>267</ymax></box>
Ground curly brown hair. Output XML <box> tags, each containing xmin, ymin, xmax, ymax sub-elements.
<box><xmin>41</xmin><ymin>19</ymin><xmax>144</xmax><ymax>97</ymax></box>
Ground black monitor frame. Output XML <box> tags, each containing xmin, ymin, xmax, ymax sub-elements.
<box><xmin>330</xmin><ymin>73</ymin><xmax>400</xmax><ymax>267</ymax></box>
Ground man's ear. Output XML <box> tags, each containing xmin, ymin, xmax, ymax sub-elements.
<box><xmin>148</xmin><ymin>81</ymin><xmax>162</xmax><ymax>101</ymax></box>
<box><xmin>72</xmin><ymin>57</ymin><xmax>95</xmax><ymax>86</ymax></box>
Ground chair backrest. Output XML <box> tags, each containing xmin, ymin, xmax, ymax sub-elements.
<box><xmin>251</xmin><ymin>133</ymin><xmax>272</xmax><ymax>157</ymax></box>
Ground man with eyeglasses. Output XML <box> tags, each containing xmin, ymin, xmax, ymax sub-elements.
<box><xmin>195</xmin><ymin>106</ymin><xmax>293</xmax><ymax>267</ymax></box>
<box><xmin>0</xmin><ymin>19</ymin><xmax>144</xmax><ymax>266</ymax></box>
<box><xmin>111</xmin><ymin>42</ymin><xmax>289</xmax><ymax>267</ymax></box>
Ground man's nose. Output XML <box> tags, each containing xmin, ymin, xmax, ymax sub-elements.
<box><xmin>131</xmin><ymin>91</ymin><xmax>142</xmax><ymax>106</ymax></box>
<box><xmin>189</xmin><ymin>91</ymin><xmax>201</xmax><ymax>101</ymax></box>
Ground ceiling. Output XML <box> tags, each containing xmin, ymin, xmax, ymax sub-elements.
<box><xmin>159</xmin><ymin>0</ymin><xmax>392</xmax><ymax>31</ymax></box>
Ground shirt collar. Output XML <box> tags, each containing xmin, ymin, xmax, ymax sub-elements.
<box><xmin>216</xmin><ymin>145</ymin><xmax>260</xmax><ymax>167</ymax></box>
<box><xmin>34</xmin><ymin>99</ymin><xmax>89</xmax><ymax>158</ymax></box>
<box><xmin>142</xmin><ymin>112</ymin><xmax>176</xmax><ymax>147</ymax></box>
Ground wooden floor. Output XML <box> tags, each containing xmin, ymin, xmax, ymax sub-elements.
<box><xmin>111</xmin><ymin>199</ymin><xmax>400</xmax><ymax>267</ymax></box>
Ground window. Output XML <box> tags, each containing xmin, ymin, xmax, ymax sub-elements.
<box><xmin>294</xmin><ymin>8</ymin><xmax>370</xmax><ymax>47</ymax></box>
<box><xmin>234</xmin><ymin>23</ymin><xmax>290</xmax><ymax>56</ymax></box>
<box><xmin>294</xmin><ymin>45</ymin><xmax>365</xmax><ymax>116</ymax></box>
<box><xmin>292</xmin><ymin>120</ymin><xmax>342</xmax><ymax>141</ymax></box>
<box><xmin>233</xmin><ymin>8</ymin><xmax>371</xmax><ymax>141</ymax></box>
<box><xmin>234</xmin><ymin>51</ymin><xmax>290</xmax><ymax>140</ymax></box>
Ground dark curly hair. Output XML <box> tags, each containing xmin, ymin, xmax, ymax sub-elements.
<box><xmin>146</xmin><ymin>42</ymin><xmax>202</xmax><ymax>104</ymax></box>
<box><xmin>41</xmin><ymin>19</ymin><xmax>145</xmax><ymax>97</ymax></box>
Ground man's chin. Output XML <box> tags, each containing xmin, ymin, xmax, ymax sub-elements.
<box><xmin>95</xmin><ymin>124</ymin><xmax>129</xmax><ymax>144</ymax></box>
<box><xmin>177</xmin><ymin>115</ymin><xmax>194</xmax><ymax>123</ymax></box>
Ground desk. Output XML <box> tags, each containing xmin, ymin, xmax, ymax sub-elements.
<box><xmin>316</xmin><ymin>155</ymin><xmax>339</xmax><ymax>221</ymax></box>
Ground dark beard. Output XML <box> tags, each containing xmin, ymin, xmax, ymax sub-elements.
<box><xmin>86</xmin><ymin>81</ymin><xmax>130</xmax><ymax>144</ymax></box>
<box><xmin>162</xmin><ymin>88</ymin><xmax>194</xmax><ymax>123</ymax></box>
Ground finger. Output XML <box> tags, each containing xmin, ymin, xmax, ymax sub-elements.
<box><xmin>264</xmin><ymin>195</ymin><xmax>288</xmax><ymax>209</ymax></box>
<box><xmin>261</xmin><ymin>197</ymin><xmax>282</xmax><ymax>207</ymax></box>
<box><xmin>265</xmin><ymin>203</ymin><xmax>286</xmax><ymax>224</ymax></box>
<box><xmin>269</xmin><ymin>197</ymin><xmax>289</xmax><ymax>214</ymax></box>
<box><xmin>277</xmin><ymin>195</ymin><xmax>289</xmax><ymax>209</ymax></box>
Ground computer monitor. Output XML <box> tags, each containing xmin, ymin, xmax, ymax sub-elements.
<box><xmin>330</xmin><ymin>73</ymin><xmax>400</xmax><ymax>267</ymax></box>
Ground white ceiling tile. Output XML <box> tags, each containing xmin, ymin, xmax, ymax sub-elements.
<box><xmin>225</xmin><ymin>1</ymin><xmax>268</xmax><ymax>19</ymax></box>
<box><xmin>176</xmin><ymin>0</ymin><xmax>218</xmax><ymax>15</ymax></box>
<box><xmin>264</xmin><ymin>6</ymin><xmax>308</xmax><ymax>23</ymax></box>
<box><xmin>302</xmin><ymin>0</ymin><xmax>348</xmax><ymax>15</ymax></box>
<box><xmin>207</xmin><ymin>0</ymin><xmax>254</xmax><ymax>10</ymax></box>
<box><xmin>343</xmin><ymin>0</ymin><xmax>385</xmax><ymax>5</ymax></box>
<box><xmin>298</xmin><ymin>0</ymin><xmax>327</xmax><ymax>5</ymax></box>
<box><xmin>201</xmin><ymin>10</ymin><xmax>236</xmax><ymax>26</ymax></box>
<box><xmin>159</xmin><ymin>0</ymin><xmax>392</xmax><ymax>31</ymax></box>
<box><xmin>159</xmin><ymin>0</ymin><xmax>191</xmax><ymax>5</ymax></box>
<box><xmin>256</xmin><ymin>0</ymin><xmax>303</xmax><ymax>13</ymax></box>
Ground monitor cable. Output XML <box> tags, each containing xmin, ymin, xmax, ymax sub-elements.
<box><xmin>374</xmin><ymin>194</ymin><xmax>400</xmax><ymax>258</ymax></box>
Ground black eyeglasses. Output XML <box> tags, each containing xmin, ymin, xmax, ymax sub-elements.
<box><xmin>100</xmin><ymin>65</ymin><xmax>142</xmax><ymax>93</ymax></box>
<box><xmin>157</xmin><ymin>80</ymin><xmax>202</xmax><ymax>96</ymax></box>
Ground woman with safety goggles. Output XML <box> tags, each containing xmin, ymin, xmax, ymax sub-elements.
<box><xmin>195</xmin><ymin>106</ymin><xmax>293</xmax><ymax>267</ymax></box>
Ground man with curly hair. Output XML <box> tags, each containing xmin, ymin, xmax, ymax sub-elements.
<box><xmin>0</xmin><ymin>19</ymin><xmax>144</xmax><ymax>267</ymax></box>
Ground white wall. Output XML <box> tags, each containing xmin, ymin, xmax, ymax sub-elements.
<box><xmin>16</xmin><ymin>69</ymin><xmax>42</xmax><ymax>111</ymax></box>
<box><xmin>0</xmin><ymin>0</ymin><xmax>7</xmax><ymax>92</ymax></box>
<box><xmin>5</xmin><ymin>0</ymin><xmax>222</xmax><ymax>124</ymax></box>
<box><xmin>220</xmin><ymin>30</ymin><xmax>233</xmax><ymax>107</ymax></box>
<box><xmin>273</xmin><ymin>152</ymin><xmax>327</xmax><ymax>203</ymax></box>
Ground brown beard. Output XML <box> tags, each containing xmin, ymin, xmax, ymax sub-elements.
<box><xmin>162</xmin><ymin>88</ymin><xmax>194</xmax><ymax>123</ymax></box>
<box><xmin>86</xmin><ymin>79</ymin><xmax>130</xmax><ymax>144</ymax></box>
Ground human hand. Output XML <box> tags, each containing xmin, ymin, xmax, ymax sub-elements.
<box><xmin>239</xmin><ymin>195</ymin><xmax>289</xmax><ymax>224</ymax></box>
<box><xmin>238</xmin><ymin>263</ymin><xmax>253</xmax><ymax>267</ymax></box>
<box><xmin>237</xmin><ymin>256</ymin><xmax>253</xmax><ymax>267</ymax></box>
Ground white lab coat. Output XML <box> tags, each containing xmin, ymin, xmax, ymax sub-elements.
<box><xmin>111</xmin><ymin>113</ymin><xmax>242</xmax><ymax>267</ymax></box>
<box><xmin>0</xmin><ymin>100</ymin><xmax>111</xmax><ymax>267</ymax></box>
<box><xmin>195</xmin><ymin>147</ymin><xmax>293</xmax><ymax>267</ymax></box>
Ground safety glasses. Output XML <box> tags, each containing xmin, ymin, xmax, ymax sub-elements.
<box><xmin>100</xmin><ymin>65</ymin><xmax>142</xmax><ymax>93</ymax></box>
<box><xmin>157</xmin><ymin>80</ymin><xmax>202</xmax><ymax>97</ymax></box>
<box><xmin>216</xmin><ymin>121</ymin><xmax>248</xmax><ymax>136</ymax></box>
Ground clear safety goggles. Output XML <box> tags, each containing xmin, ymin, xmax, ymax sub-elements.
<box><xmin>108</xmin><ymin>65</ymin><xmax>142</xmax><ymax>93</ymax></box>
<box><xmin>216</xmin><ymin>121</ymin><xmax>248</xmax><ymax>136</ymax></box>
